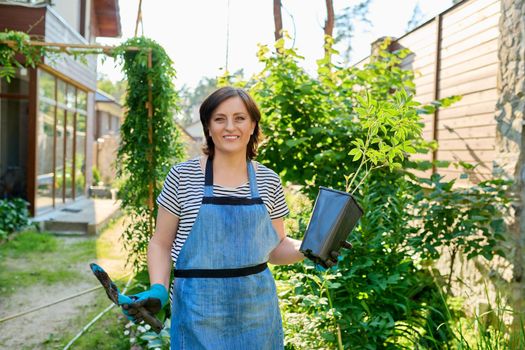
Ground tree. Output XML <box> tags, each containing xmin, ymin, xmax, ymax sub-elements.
<box><xmin>324</xmin><ymin>0</ymin><xmax>335</xmax><ymax>57</ymax></box>
<box><xmin>177</xmin><ymin>69</ymin><xmax>245</xmax><ymax>127</ymax></box>
<box><xmin>273</xmin><ymin>0</ymin><xmax>283</xmax><ymax>42</ymax></box>
<box><xmin>324</xmin><ymin>0</ymin><xmax>335</xmax><ymax>37</ymax></box>
<box><xmin>334</xmin><ymin>0</ymin><xmax>372</xmax><ymax>64</ymax></box>
<box><xmin>178</xmin><ymin>76</ymin><xmax>218</xmax><ymax>126</ymax></box>
<box><xmin>405</xmin><ymin>2</ymin><xmax>424</xmax><ymax>32</ymax></box>
<box><xmin>97</xmin><ymin>73</ymin><xmax>127</xmax><ymax>105</ymax></box>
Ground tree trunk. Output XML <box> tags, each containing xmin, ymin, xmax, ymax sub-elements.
<box><xmin>273</xmin><ymin>0</ymin><xmax>283</xmax><ymax>41</ymax></box>
<box><xmin>324</xmin><ymin>0</ymin><xmax>335</xmax><ymax>57</ymax></box>
<box><xmin>324</xmin><ymin>0</ymin><xmax>334</xmax><ymax>37</ymax></box>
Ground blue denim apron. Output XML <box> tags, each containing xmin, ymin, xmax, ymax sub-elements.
<box><xmin>170</xmin><ymin>158</ymin><xmax>284</xmax><ymax>350</ymax></box>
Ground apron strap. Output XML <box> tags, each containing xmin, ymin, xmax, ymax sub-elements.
<box><xmin>248</xmin><ymin>160</ymin><xmax>259</xmax><ymax>199</ymax></box>
<box><xmin>173</xmin><ymin>262</ymin><xmax>268</xmax><ymax>278</ymax></box>
<box><xmin>204</xmin><ymin>156</ymin><xmax>214</xmax><ymax>196</ymax></box>
<box><xmin>203</xmin><ymin>157</ymin><xmax>260</xmax><ymax>199</ymax></box>
<box><xmin>247</xmin><ymin>161</ymin><xmax>260</xmax><ymax>199</ymax></box>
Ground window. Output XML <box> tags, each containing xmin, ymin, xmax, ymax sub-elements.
<box><xmin>36</xmin><ymin>69</ymin><xmax>88</xmax><ymax>214</ymax></box>
<box><xmin>0</xmin><ymin>69</ymin><xmax>29</xmax><ymax>201</ymax></box>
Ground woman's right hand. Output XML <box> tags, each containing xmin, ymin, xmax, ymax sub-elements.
<box><xmin>121</xmin><ymin>284</ymin><xmax>168</xmax><ymax>322</ymax></box>
<box><xmin>118</xmin><ymin>292</ymin><xmax>137</xmax><ymax>322</ymax></box>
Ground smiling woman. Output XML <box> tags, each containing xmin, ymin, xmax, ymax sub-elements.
<box><xmin>200</xmin><ymin>87</ymin><xmax>261</xmax><ymax>160</ymax></box>
<box><xmin>117</xmin><ymin>86</ymin><xmax>315</xmax><ymax>349</ymax></box>
<box><xmin>206</xmin><ymin>97</ymin><xmax>255</xmax><ymax>157</ymax></box>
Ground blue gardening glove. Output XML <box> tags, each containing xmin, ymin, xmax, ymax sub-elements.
<box><xmin>117</xmin><ymin>292</ymin><xmax>137</xmax><ymax>321</ymax></box>
<box><xmin>119</xmin><ymin>284</ymin><xmax>168</xmax><ymax>323</ymax></box>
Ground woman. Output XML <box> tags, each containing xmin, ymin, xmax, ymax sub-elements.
<box><xmin>121</xmin><ymin>86</ymin><xmax>306</xmax><ymax>349</ymax></box>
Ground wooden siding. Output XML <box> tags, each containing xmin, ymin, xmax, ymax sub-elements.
<box><xmin>92</xmin><ymin>0</ymin><xmax>121</xmax><ymax>37</ymax></box>
<box><xmin>398</xmin><ymin>19</ymin><xmax>438</xmax><ymax>175</ymax></box>
<box><xmin>0</xmin><ymin>4</ymin><xmax>96</xmax><ymax>91</ymax></box>
<box><xmin>43</xmin><ymin>6</ymin><xmax>97</xmax><ymax>91</ymax></box>
<box><xmin>0</xmin><ymin>5</ymin><xmax>46</xmax><ymax>36</ymax></box>
<box><xmin>397</xmin><ymin>0</ymin><xmax>500</xmax><ymax>184</ymax></box>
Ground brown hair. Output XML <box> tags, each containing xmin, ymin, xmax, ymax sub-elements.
<box><xmin>199</xmin><ymin>86</ymin><xmax>262</xmax><ymax>160</ymax></box>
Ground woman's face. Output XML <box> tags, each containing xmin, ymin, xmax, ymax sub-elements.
<box><xmin>208</xmin><ymin>96</ymin><xmax>256</xmax><ymax>157</ymax></box>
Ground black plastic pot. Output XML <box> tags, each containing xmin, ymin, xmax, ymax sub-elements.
<box><xmin>300</xmin><ymin>186</ymin><xmax>363</xmax><ymax>268</ymax></box>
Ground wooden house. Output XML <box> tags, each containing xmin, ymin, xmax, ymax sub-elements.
<box><xmin>93</xmin><ymin>89</ymin><xmax>122</xmax><ymax>185</ymax></box>
<box><xmin>0</xmin><ymin>0</ymin><xmax>121</xmax><ymax>216</ymax></box>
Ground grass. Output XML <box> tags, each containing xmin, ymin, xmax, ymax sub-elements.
<box><xmin>49</xmin><ymin>216</ymin><xmax>135</xmax><ymax>350</ymax></box>
<box><xmin>0</xmin><ymin>231</ymin><xmax>97</xmax><ymax>295</ymax></box>
<box><xmin>0</xmin><ymin>215</ymin><xmax>135</xmax><ymax>349</ymax></box>
<box><xmin>42</xmin><ymin>292</ymin><xmax>130</xmax><ymax>350</ymax></box>
<box><xmin>451</xmin><ymin>300</ymin><xmax>525</xmax><ymax>349</ymax></box>
<box><xmin>0</xmin><ymin>231</ymin><xmax>58</xmax><ymax>256</ymax></box>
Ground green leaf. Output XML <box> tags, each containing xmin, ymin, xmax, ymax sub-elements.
<box><xmin>285</xmin><ymin>138</ymin><xmax>307</xmax><ymax>148</ymax></box>
<box><xmin>348</xmin><ymin>148</ymin><xmax>360</xmax><ymax>156</ymax></box>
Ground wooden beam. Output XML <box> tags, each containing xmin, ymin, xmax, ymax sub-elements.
<box><xmin>0</xmin><ymin>40</ymin><xmax>140</xmax><ymax>52</ymax></box>
<box><xmin>80</xmin><ymin>0</ymin><xmax>86</xmax><ymax>38</ymax></box>
<box><xmin>134</xmin><ymin>0</ymin><xmax>143</xmax><ymax>37</ymax></box>
<box><xmin>72</xmin><ymin>89</ymin><xmax>77</xmax><ymax>200</ymax></box>
<box><xmin>147</xmin><ymin>49</ymin><xmax>154</xmax><ymax>235</ymax></box>
<box><xmin>432</xmin><ymin>14</ymin><xmax>443</xmax><ymax>174</ymax></box>
<box><xmin>27</xmin><ymin>68</ymin><xmax>37</xmax><ymax>216</ymax></box>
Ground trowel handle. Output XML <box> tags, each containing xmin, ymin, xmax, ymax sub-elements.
<box><xmin>136</xmin><ymin>305</ymin><xmax>163</xmax><ymax>334</ymax></box>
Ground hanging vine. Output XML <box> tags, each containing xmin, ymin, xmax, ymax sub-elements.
<box><xmin>0</xmin><ymin>30</ymin><xmax>107</xmax><ymax>80</ymax></box>
<box><xmin>1</xmin><ymin>31</ymin><xmax>185</xmax><ymax>271</ymax></box>
<box><xmin>0</xmin><ymin>31</ymin><xmax>46</xmax><ymax>81</ymax></box>
<box><xmin>113</xmin><ymin>37</ymin><xmax>185</xmax><ymax>271</ymax></box>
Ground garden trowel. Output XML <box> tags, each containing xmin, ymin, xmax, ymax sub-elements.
<box><xmin>89</xmin><ymin>263</ymin><xmax>163</xmax><ymax>333</ymax></box>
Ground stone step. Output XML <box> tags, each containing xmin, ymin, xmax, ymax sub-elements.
<box><xmin>42</xmin><ymin>221</ymin><xmax>89</xmax><ymax>235</ymax></box>
<box><xmin>32</xmin><ymin>197</ymin><xmax>121</xmax><ymax>236</ymax></box>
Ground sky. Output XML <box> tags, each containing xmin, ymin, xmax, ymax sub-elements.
<box><xmin>97</xmin><ymin>0</ymin><xmax>454</xmax><ymax>89</ymax></box>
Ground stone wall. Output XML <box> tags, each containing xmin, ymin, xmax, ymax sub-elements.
<box><xmin>494</xmin><ymin>0</ymin><xmax>525</xmax><ymax>330</ymax></box>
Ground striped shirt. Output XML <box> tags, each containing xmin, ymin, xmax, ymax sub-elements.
<box><xmin>156</xmin><ymin>157</ymin><xmax>290</xmax><ymax>267</ymax></box>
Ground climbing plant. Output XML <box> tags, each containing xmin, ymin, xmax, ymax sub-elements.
<box><xmin>113</xmin><ymin>37</ymin><xmax>184</xmax><ymax>271</ymax></box>
<box><xmin>0</xmin><ymin>30</ymin><xmax>104</xmax><ymax>81</ymax></box>
<box><xmin>0</xmin><ymin>31</ymin><xmax>46</xmax><ymax>81</ymax></box>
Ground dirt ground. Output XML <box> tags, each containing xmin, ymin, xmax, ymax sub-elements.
<box><xmin>0</xmin><ymin>216</ymin><xmax>131</xmax><ymax>350</ymax></box>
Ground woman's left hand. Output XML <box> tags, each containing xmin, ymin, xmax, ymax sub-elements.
<box><xmin>324</xmin><ymin>250</ymin><xmax>340</xmax><ymax>267</ymax></box>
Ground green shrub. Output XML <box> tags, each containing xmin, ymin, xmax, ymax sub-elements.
<box><xmin>278</xmin><ymin>173</ymin><xmax>457</xmax><ymax>349</ymax></box>
<box><xmin>0</xmin><ymin>198</ymin><xmax>30</xmax><ymax>240</ymax></box>
<box><xmin>247</xmin><ymin>37</ymin><xmax>509</xmax><ymax>349</ymax></box>
<box><xmin>411</xmin><ymin>174</ymin><xmax>511</xmax><ymax>293</ymax></box>
<box><xmin>92</xmin><ymin>167</ymin><xmax>102</xmax><ymax>186</ymax></box>
<box><xmin>250</xmin><ymin>36</ymin><xmax>455</xmax><ymax>200</ymax></box>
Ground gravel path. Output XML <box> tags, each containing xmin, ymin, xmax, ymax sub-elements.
<box><xmin>0</xmin><ymin>216</ymin><xmax>131</xmax><ymax>350</ymax></box>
